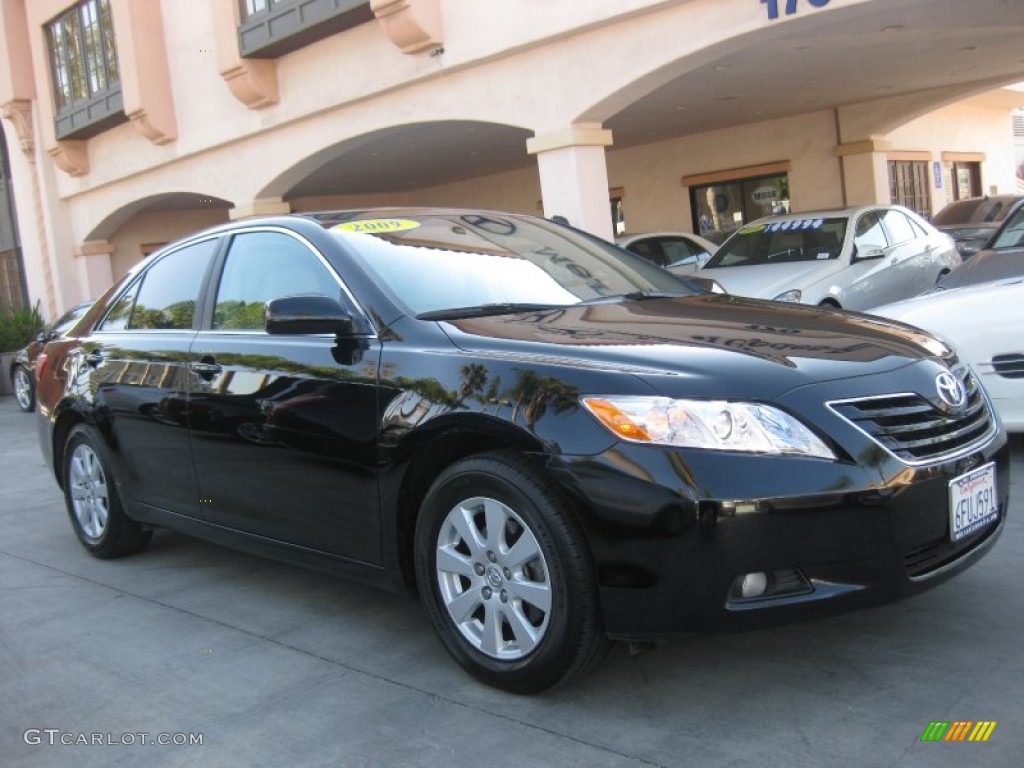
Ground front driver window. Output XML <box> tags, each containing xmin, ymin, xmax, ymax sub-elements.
<box><xmin>213</xmin><ymin>232</ymin><xmax>343</xmax><ymax>330</ymax></box>
<box><xmin>854</xmin><ymin>211</ymin><xmax>889</xmax><ymax>253</ymax></box>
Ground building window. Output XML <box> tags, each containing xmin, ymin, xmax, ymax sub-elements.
<box><xmin>888</xmin><ymin>160</ymin><xmax>930</xmax><ymax>218</ymax></box>
<box><xmin>688</xmin><ymin>172</ymin><xmax>790</xmax><ymax>245</ymax></box>
<box><xmin>0</xmin><ymin>130</ymin><xmax>29</xmax><ymax>313</ymax></box>
<box><xmin>46</xmin><ymin>0</ymin><xmax>125</xmax><ymax>140</ymax></box>
<box><xmin>237</xmin><ymin>0</ymin><xmax>374</xmax><ymax>59</ymax></box>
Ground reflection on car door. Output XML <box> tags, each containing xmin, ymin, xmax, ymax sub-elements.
<box><xmin>187</xmin><ymin>230</ymin><xmax>384</xmax><ymax>564</ymax></box>
<box><xmin>880</xmin><ymin>209</ymin><xmax>934</xmax><ymax>297</ymax></box>
<box><xmin>84</xmin><ymin>237</ymin><xmax>220</xmax><ymax>516</ymax></box>
<box><xmin>845</xmin><ymin>210</ymin><xmax>920</xmax><ymax>309</ymax></box>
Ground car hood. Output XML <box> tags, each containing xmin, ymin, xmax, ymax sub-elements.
<box><xmin>872</xmin><ymin>277</ymin><xmax>1024</xmax><ymax>329</ymax></box>
<box><xmin>700</xmin><ymin>261</ymin><xmax>839</xmax><ymax>299</ymax></box>
<box><xmin>438</xmin><ymin>295</ymin><xmax>948</xmax><ymax>400</ymax></box>
<box><xmin>940</xmin><ymin>247</ymin><xmax>1024</xmax><ymax>289</ymax></box>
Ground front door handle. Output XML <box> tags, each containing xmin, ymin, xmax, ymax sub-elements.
<box><xmin>84</xmin><ymin>349</ymin><xmax>104</xmax><ymax>367</ymax></box>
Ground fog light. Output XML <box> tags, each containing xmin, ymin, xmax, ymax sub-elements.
<box><xmin>740</xmin><ymin>571</ymin><xmax>768</xmax><ymax>598</ymax></box>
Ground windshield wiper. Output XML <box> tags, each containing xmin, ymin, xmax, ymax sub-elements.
<box><xmin>417</xmin><ymin>302</ymin><xmax>566</xmax><ymax>321</ymax></box>
<box><xmin>576</xmin><ymin>290</ymin><xmax>690</xmax><ymax>306</ymax></box>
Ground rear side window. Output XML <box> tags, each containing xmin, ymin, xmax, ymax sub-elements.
<box><xmin>100</xmin><ymin>239</ymin><xmax>218</xmax><ymax>331</ymax></box>
<box><xmin>881</xmin><ymin>210</ymin><xmax>917</xmax><ymax>245</ymax></box>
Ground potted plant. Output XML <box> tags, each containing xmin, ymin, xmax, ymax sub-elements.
<box><xmin>0</xmin><ymin>303</ymin><xmax>45</xmax><ymax>398</ymax></box>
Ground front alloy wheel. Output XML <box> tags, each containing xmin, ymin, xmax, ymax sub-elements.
<box><xmin>435</xmin><ymin>496</ymin><xmax>552</xmax><ymax>660</ymax></box>
<box><xmin>415</xmin><ymin>452</ymin><xmax>608</xmax><ymax>693</ymax></box>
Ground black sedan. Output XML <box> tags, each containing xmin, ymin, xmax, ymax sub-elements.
<box><xmin>9</xmin><ymin>300</ymin><xmax>92</xmax><ymax>412</ymax></box>
<box><xmin>931</xmin><ymin>194</ymin><xmax>1023</xmax><ymax>259</ymax></box>
<box><xmin>35</xmin><ymin>209</ymin><xmax>1008</xmax><ymax>693</ymax></box>
<box><xmin>938</xmin><ymin>200</ymin><xmax>1024</xmax><ymax>289</ymax></box>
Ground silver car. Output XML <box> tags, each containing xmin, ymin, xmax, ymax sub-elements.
<box><xmin>696</xmin><ymin>206</ymin><xmax>960</xmax><ymax>310</ymax></box>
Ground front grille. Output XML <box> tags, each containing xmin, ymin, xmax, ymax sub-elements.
<box><xmin>904</xmin><ymin>515</ymin><xmax>1001</xmax><ymax>578</ymax></box>
<box><xmin>992</xmin><ymin>353</ymin><xmax>1024</xmax><ymax>379</ymax></box>
<box><xmin>828</xmin><ymin>366</ymin><xmax>994</xmax><ymax>464</ymax></box>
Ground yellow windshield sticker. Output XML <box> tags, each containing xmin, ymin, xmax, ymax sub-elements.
<box><xmin>739</xmin><ymin>224</ymin><xmax>765</xmax><ymax>234</ymax></box>
<box><xmin>333</xmin><ymin>219</ymin><xmax>421</xmax><ymax>234</ymax></box>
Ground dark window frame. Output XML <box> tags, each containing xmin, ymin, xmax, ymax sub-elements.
<box><xmin>237</xmin><ymin>0</ymin><xmax>374</xmax><ymax>59</ymax></box>
<box><xmin>46</xmin><ymin>0</ymin><xmax>126</xmax><ymax>140</ymax></box>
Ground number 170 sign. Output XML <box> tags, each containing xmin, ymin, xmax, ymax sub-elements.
<box><xmin>761</xmin><ymin>0</ymin><xmax>832</xmax><ymax>20</ymax></box>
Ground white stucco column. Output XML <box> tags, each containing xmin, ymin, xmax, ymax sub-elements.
<box><xmin>527</xmin><ymin>124</ymin><xmax>614</xmax><ymax>240</ymax></box>
<box><xmin>74</xmin><ymin>241</ymin><xmax>115</xmax><ymax>302</ymax></box>
<box><xmin>836</xmin><ymin>139</ymin><xmax>892</xmax><ymax>206</ymax></box>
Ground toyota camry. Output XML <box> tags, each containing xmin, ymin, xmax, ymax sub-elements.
<box><xmin>35</xmin><ymin>208</ymin><xmax>1008</xmax><ymax>693</ymax></box>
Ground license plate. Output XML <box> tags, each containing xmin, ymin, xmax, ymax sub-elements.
<box><xmin>949</xmin><ymin>463</ymin><xmax>998</xmax><ymax>542</ymax></box>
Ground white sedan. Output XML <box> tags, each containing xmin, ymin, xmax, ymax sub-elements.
<box><xmin>870</xmin><ymin>277</ymin><xmax>1024</xmax><ymax>432</ymax></box>
<box><xmin>695</xmin><ymin>206</ymin><xmax>960</xmax><ymax>310</ymax></box>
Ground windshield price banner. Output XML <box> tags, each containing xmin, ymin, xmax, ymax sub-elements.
<box><xmin>761</xmin><ymin>0</ymin><xmax>831</xmax><ymax>20</ymax></box>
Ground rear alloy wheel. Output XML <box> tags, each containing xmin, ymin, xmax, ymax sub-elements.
<box><xmin>415</xmin><ymin>452</ymin><xmax>608</xmax><ymax>693</ymax></box>
<box><xmin>63</xmin><ymin>425</ymin><xmax>151</xmax><ymax>558</ymax></box>
<box><xmin>12</xmin><ymin>366</ymin><xmax>35</xmax><ymax>412</ymax></box>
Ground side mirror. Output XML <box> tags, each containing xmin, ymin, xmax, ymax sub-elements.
<box><xmin>265</xmin><ymin>295</ymin><xmax>354</xmax><ymax>336</ymax></box>
<box><xmin>855</xmin><ymin>245</ymin><xmax>885</xmax><ymax>261</ymax></box>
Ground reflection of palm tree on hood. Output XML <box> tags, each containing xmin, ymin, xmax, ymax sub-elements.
<box><xmin>506</xmin><ymin>370</ymin><xmax>580</xmax><ymax>429</ymax></box>
<box><xmin>457</xmin><ymin>363</ymin><xmax>488</xmax><ymax>405</ymax></box>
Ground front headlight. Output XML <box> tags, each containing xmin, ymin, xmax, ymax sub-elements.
<box><xmin>581</xmin><ymin>396</ymin><xmax>836</xmax><ymax>459</ymax></box>
<box><xmin>772</xmin><ymin>289</ymin><xmax>802</xmax><ymax>303</ymax></box>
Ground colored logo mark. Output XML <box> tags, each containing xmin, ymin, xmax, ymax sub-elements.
<box><xmin>920</xmin><ymin>721</ymin><xmax>997</xmax><ymax>742</ymax></box>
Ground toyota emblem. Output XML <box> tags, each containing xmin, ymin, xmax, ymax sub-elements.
<box><xmin>935</xmin><ymin>371</ymin><xmax>966</xmax><ymax>409</ymax></box>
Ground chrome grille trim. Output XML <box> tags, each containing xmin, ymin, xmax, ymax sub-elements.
<box><xmin>826</xmin><ymin>365</ymin><xmax>997</xmax><ymax>466</ymax></box>
<box><xmin>992</xmin><ymin>354</ymin><xmax>1024</xmax><ymax>379</ymax></box>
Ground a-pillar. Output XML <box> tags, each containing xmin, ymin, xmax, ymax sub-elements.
<box><xmin>74</xmin><ymin>241</ymin><xmax>115</xmax><ymax>300</ymax></box>
<box><xmin>836</xmin><ymin>138</ymin><xmax>892</xmax><ymax>207</ymax></box>
<box><xmin>527</xmin><ymin>124</ymin><xmax>614</xmax><ymax>240</ymax></box>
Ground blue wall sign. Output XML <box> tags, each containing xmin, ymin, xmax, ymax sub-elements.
<box><xmin>761</xmin><ymin>0</ymin><xmax>831</xmax><ymax>21</ymax></box>
<box><xmin>933</xmin><ymin>161</ymin><xmax>943</xmax><ymax>189</ymax></box>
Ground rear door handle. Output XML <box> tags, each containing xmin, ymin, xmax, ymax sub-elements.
<box><xmin>192</xmin><ymin>356</ymin><xmax>222</xmax><ymax>379</ymax></box>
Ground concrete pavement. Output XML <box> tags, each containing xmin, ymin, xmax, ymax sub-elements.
<box><xmin>1</xmin><ymin>395</ymin><xmax>1021</xmax><ymax>767</ymax></box>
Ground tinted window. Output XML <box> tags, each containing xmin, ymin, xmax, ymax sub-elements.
<box><xmin>129</xmin><ymin>239</ymin><xmax>218</xmax><ymax>330</ymax></box>
<box><xmin>213</xmin><ymin>232</ymin><xmax>342</xmax><ymax>330</ymax></box>
<box><xmin>626</xmin><ymin>238</ymin><xmax>666</xmax><ymax>267</ymax></box>
<box><xmin>881</xmin><ymin>210</ymin><xmax>917</xmax><ymax>245</ymax></box>
<box><xmin>854</xmin><ymin>212</ymin><xmax>888</xmax><ymax>251</ymax></box>
<box><xmin>991</xmin><ymin>206</ymin><xmax>1024</xmax><ymax>249</ymax></box>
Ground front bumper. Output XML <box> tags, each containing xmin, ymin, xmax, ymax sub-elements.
<box><xmin>547</xmin><ymin>426</ymin><xmax>1009</xmax><ymax>638</ymax></box>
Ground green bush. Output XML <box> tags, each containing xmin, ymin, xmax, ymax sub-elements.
<box><xmin>0</xmin><ymin>302</ymin><xmax>46</xmax><ymax>353</ymax></box>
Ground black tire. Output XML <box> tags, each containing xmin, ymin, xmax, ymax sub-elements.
<box><xmin>818</xmin><ymin>298</ymin><xmax>841</xmax><ymax>309</ymax></box>
<box><xmin>62</xmin><ymin>424</ymin><xmax>151</xmax><ymax>558</ymax></box>
<box><xmin>12</xmin><ymin>365</ymin><xmax>35</xmax><ymax>412</ymax></box>
<box><xmin>414</xmin><ymin>451</ymin><xmax>608</xmax><ymax>693</ymax></box>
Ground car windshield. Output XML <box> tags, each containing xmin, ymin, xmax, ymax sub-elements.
<box><xmin>989</xmin><ymin>206</ymin><xmax>1024</xmax><ymax>250</ymax></box>
<box><xmin>933</xmin><ymin>198</ymin><xmax>1017</xmax><ymax>226</ymax></box>
<box><xmin>322</xmin><ymin>213</ymin><xmax>700</xmax><ymax>317</ymax></box>
<box><xmin>704</xmin><ymin>217</ymin><xmax>847</xmax><ymax>268</ymax></box>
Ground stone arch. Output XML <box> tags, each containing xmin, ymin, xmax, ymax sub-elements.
<box><xmin>255</xmin><ymin>119</ymin><xmax>535</xmax><ymax>203</ymax></box>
